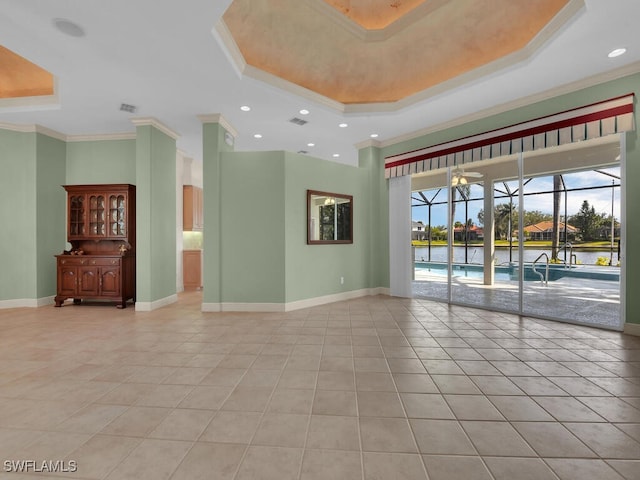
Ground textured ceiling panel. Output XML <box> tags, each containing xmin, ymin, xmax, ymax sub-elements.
<box><xmin>322</xmin><ymin>0</ymin><xmax>428</xmax><ymax>29</ymax></box>
<box><xmin>0</xmin><ymin>45</ymin><xmax>54</xmax><ymax>99</ymax></box>
<box><xmin>223</xmin><ymin>0</ymin><xmax>570</xmax><ymax>104</ymax></box>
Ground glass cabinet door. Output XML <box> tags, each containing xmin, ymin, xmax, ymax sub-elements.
<box><xmin>108</xmin><ymin>194</ymin><xmax>127</xmax><ymax>237</ymax></box>
<box><xmin>88</xmin><ymin>195</ymin><xmax>106</xmax><ymax>236</ymax></box>
<box><xmin>69</xmin><ymin>195</ymin><xmax>85</xmax><ymax>237</ymax></box>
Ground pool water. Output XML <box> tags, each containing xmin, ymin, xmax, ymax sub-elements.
<box><xmin>415</xmin><ymin>262</ymin><xmax>619</xmax><ymax>282</ymax></box>
<box><xmin>416</xmin><ymin>262</ymin><xmax>512</xmax><ymax>281</ymax></box>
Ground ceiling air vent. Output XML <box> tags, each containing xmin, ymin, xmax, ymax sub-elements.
<box><xmin>120</xmin><ymin>103</ymin><xmax>138</xmax><ymax>113</ymax></box>
<box><xmin>297</xmin><ymin>150</ymin><xmax>309</xmax><ymax>154</ymax></box>
<box><xmin>289</xmin><ymin>117</ymin><xmax>308</xmax><ymax>126</ymax></box>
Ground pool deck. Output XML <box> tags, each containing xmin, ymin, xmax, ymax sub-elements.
<box><xmin>413</xmin><ymin>266</ymin><xmax>621</xmax><ymax>330</ymax></box>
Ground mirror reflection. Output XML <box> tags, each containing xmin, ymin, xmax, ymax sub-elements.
<box><xmin>307</xmin><ymin>190</ymin><xmax>353</xmax><ymax>244</ymax></box>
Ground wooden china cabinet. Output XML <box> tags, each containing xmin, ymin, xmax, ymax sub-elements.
<box><xmin>55</xmin><ymin>184</ymin><xmax>136</xmax><ymax>308</ymax></box>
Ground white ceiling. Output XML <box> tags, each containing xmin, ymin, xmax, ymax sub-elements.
<box><xmin>1</xmin><ymin>0</ymin><xmax>639</xmax><ymax>166</ymax></box>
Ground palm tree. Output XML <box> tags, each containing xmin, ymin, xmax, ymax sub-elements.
<box><xmin>495</xmin><ymin>201</ymin><xmax>516</xmax><ymax>262</ymax></box>
<box><xmin>494</xmin><ymin>203</ymin><xmax>513</xmax><ymax>240</ymax></box>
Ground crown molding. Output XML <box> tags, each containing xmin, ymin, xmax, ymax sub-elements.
<box><xmin>303</xmin><ymin>0</ymin><xmax>450</xmax><ymax>42</ymax></box>
<box><xmin>244</xmin><ymin>64</ymin><xmax>346</xmax><ymax>113</ymax></box>
<box><xmin>0</xmin><ymin>94</ymin><xmax>59</xmax><ymax>113</ymax></box>
<box><xmin>0</xmin><ymin>122</ymin><xmax>66</xmax><ymax>141</ymax></box>
<box><xmin>131</xmin><ymin>117</ymin><xmax>180</xmax><ymax>140</ymax></box>
<box><xmin>0</xmin><ymin>123</ymin><xmax>135</xmax><ymax>142</ymax></box>
<box><xmin>0</xmin><ymin>121</ymin><xmax>36</xmax><ymax>133</ymax></box>
<box><xmin>378</xmin><ymin>60</ymin><xmax>640</xmax><ymax>149</ymax></box>
<box><xmin>346</xmin><ymin>0</ymin><xmax>586</xmax><ymax>114</ymax></box>
<box><xmin>212</xmin><ymin>20</ymin><xmax>245</xmax><ymax>78</ymax></box>
<box><xmin>67</xmin><ymin>132</ymin><xmax>136</xmax><ymax>142</ymax></box>
<box><xmin>197</xmin><ymin>114</ymin><xmax>238</xmax><ymax>138</ymax></box>
<box><xmin>354</xmin><ymin>139</ymin><xmax>382</xmax><ymax>150</ymax></box>
<box><xmin>0</xmin><ymin>77</ymin><xmax>61</xmax><ymax>113</ymax></box>
<box><xmin>218</xmin><ymin>1</ymin><xmax>584</xmax><ymax>114</ymax></box>
<box><xmin>35</xmin><ymin>125</ymin><xmax>67</xmax><ymax>141</ymax></box>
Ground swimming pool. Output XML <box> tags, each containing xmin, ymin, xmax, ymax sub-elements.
<box><xmin>415</xmin><ymin>262</ymin><xmax>512</xmax><ymax>281</ymax></box>
<box><xmin>415</xmin><ymin>262</ymin><xmax>620</xmax><ymax>282</ymax></box>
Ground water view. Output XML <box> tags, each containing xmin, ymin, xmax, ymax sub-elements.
<box><xmin>414</xmin><ymin>245</ymin><xmax>619</xmax><ymax>266</ymax></box>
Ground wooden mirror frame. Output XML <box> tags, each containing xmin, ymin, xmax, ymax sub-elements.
<box><xmin>307</xmin><ymin>190</ymin><xmax>353</xmax><ymax>244</ymax></box>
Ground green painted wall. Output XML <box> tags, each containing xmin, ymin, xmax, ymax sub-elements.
<box><xmin>284</xmin><ymin>152</ymin><xmax>373</xmax><ymax>302</ymax></box>
<box><xmin>0</xmin><ymin>129</ymin><xmax>37</xmax><ymax>300</ymax></box>
<box><xmin>220</xmin><ymin>151</ymin><xmax>286</xmax><ymax>303</ymax></box>
<box><xmin>360</xmin><ymin>146</ymin><xmax>389</xmax><ymax>290</ymax></box>
<box><xmin>150</xmin><ymin>129</ymin><xmax>177</xmax><ymax>301</ymax></box>
<box><xmin>381</xmin><ymin>72</ymin><xmax>640</xmax><ymax>325</ymax></box>
<box><xmin>0</xmin><ymin>130</ymin><xmax>66</xmax><ymax>302</ymax></box>
<box><xmin>211</xmin><ymin>147</ymin><xmax>388</xmax><ymax>305</ymax></box>
<box><xmin>66</xmin><ymin>139</ymin><xmax>136</xmax><ymax>184</ymax></box>
<box><xmin>135</xmin><ymin>125</ymin><xmax>177</xmax><ymax>303</ymax></box>
<box><xmin>202</xmin><ymin>123</ymin><xmax>234</xmax><ymax>305</ymax></box>
<box><xmin>136</xmin><ymin>127</ymin><xmax>152</xmax><ymax>302</ymax></box>
<box><xmin>201</xmin><ymin>121</ymin><xmax>389</xmax><ymax>306</ymax></box>
<box><xmin>35</xmin><ymin>134</ymin><xmax>66</xmax><ymax>298</ymax></box>
<box><xmin>1</xmin><ymin>129</ymin><xmax>173</xmax><ymax>307</ymax></box>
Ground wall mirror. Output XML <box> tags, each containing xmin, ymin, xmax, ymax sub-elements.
<box><xmin>307</xmin><ymin>190</ymin><xmax>353</xmax><ymax>244</ymax></box>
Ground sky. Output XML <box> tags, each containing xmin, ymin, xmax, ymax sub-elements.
<box><xmin>412</xmin><ymin>167</ymin><xmax>621</xmax><ymax>228</ymax></box>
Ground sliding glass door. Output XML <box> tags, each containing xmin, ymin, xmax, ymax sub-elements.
<box><xmin>412</xmin><ymin>186</ymin><xmax>449</xmax><ymax>302</ymax></box>
<box><xmin>521</xmin><ymin>164</ymin><xmax>621</xmax><ymax>328</ymax></box>
<box><xmin>411</xmin><ymin>136</ymin><xmax>623</xmax><ymax>330</ymax></box>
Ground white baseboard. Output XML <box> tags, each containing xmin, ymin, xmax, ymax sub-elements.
<box><xmin>202</xmin><ymin>302</ymin><xmax>284</xmax><ymax>312</ymax></box>
<box><xmin>0</xmin><ymin>295</ymin><xmax>56</xmax><ymax>309</ymax></box>
<box><xmin>135</xmin><ymin>294</ymin><xmax>178</xmax><ymax>312</ymax></box>
<box><xmin>223</xmin><ymin>302</ymin><xmax>285</xmax><ymax>312</ymax></box>
<box><xmin>623</xmin><ymin>322</ymin><xmax>640</xmax><ymax>337</ymax></box>
<box><xmin>284</xmin><ymin>287</ymin><xmax>389</xmax><ymax>311</ymax></box>
<box><xmin>0</xmin><ymin>298</ymin><xmax>37</xmax><ymax>309</ymax></box>
<box><xmin>202</xmin><ymin>302</ymin><xmax>221</xmax><ymax>312</ymax></box>
<box><xmin>201</xmin><ymin>288</ymin><xmax>390</xmax><ymax>313</ymax></box>
<box><xmin>37</xmin><ymin>295</ymin><xmax>56</xmax><ymax>307</ymax></box>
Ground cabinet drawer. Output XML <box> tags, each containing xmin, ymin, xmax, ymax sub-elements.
<box><xmin>87</xmin><ymin>258</ymin><xmax>121</xmax><ymax>266</ymax></box>
<box><xmin>58</xmin><ymin>257</ymin><xmax>90</xmax><ymax>266</ymax></box>
<box><xmin>58</xmin><ymin>257</ymin><xmax>120</xmax><ymax>266</ymax></box>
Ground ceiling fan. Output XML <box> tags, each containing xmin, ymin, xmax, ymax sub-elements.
<box><xmin>451</xmin><ymin>166</ymin><xmax>482</xmax><ymax>186</ymax></box>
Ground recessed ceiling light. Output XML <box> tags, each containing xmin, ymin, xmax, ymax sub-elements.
<box><xmin>307</xmin><ymin>143</ymin><xmax>315</xmax><ymax>147</ymax></box>
<box><xmin>332</xmin><ymin>153</ymin><xmax>340</xmax><ymax>158</ymax></box>
<box><xmin>240</xmin><ymin>105</ymin><xmax>251</xmax><ymax>111</ymax></box>
<box><xmin>299</xmin><ymin>109</ymin><xmax>310</xmax><ymax>115</ymax></box>
<box><xmin>370</xmin><ymin>133</ymin><xmax>379</xmax><ymax>138</ymax></box>
<box><xmin>608</xmin><ymin>48</ymin><xmax>627</xmax><ymax>58</ymax></box>
<box><xmin>339</xmin><ymin>123</ymin><xmax>348</xmax><ymax>128</ymax></box>
<box><xmin>254</xmin><ymin>134</ymin><xmax>262</xmax><ymax>139</ymax></box>
<box><xmin>53</xmin><ymin>18</ymin><xmax>86</xmax><ymax>37</ymax></box>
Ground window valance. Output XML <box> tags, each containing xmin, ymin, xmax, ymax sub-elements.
<box><xmin>385</xmin><ymin>94</ymin><xmax>635</xmax><ymax>178</ymax></box>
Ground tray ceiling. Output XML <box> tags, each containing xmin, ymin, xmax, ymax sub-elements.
<box><xmin>222</xmin><ymin>0</ymin><xmax>570</xmax><ymax>105</ymax></box>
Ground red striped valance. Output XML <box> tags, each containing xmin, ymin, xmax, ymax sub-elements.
<box><xmin>385</xmin><ymin>94</ymin><xmax>635</xmax><ymax>178</ymax></box>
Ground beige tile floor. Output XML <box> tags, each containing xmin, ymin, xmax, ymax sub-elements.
<box><xmin>0</xmin><ymin>292</ymin><xmax>639</xmax><ymax>479</ymax></box>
